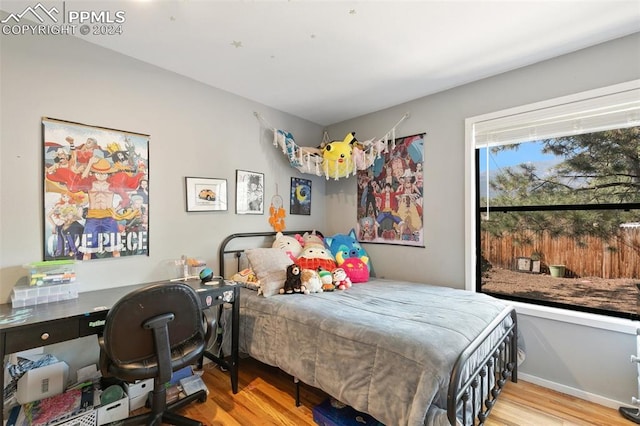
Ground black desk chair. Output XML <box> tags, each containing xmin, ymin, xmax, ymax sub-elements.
<box><xmin>99</xmin><ymin>282</ymin><xmax>214</xmax><ymax>425</ymax></box>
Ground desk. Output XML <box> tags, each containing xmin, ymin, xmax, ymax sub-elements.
<box><xmin>0</xmin><ymin>280</ymin><xmax>240</xmax><ymax>423</ymax></box>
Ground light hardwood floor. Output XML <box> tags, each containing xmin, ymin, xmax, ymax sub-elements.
<box><xmin>178</xmin><ymin>357</ymin><xmax>630</xmax><ymax>425</ymax></box>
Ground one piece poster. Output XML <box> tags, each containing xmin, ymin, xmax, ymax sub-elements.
<box><xmin>356</xmin><ymin>133</ymin><xmax>425</xmax><ymax>247</ymax></box>
<box><xmin>42</xmin><ymin>117</ymin><xmax>149</xmax><ymax>261</ymax></box>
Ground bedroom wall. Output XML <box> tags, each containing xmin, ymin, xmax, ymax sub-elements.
<box><xmin>0</xmin><ymin>23</ymin><xmax>327</xmax><ymax>304</ymax></box>
<box><xmin>2</xmin><ymin>10</ymin><xmax>638</xmax><ymax>411</ymax></box>
<box><xmin>325</xmin><ymin>32</ymin><xmax>640</xmax><ymax>408</ymax></box>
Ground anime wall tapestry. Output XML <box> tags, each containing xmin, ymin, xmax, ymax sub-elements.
<box><xmin>43</xmin><ymin>118</ymin><xmax>149</xmax><ymax>261</ymax></box>
<box><xmin>356</xmin><ymin>133</ymin><xmax>425</xmax><ymax>247</ymax></box>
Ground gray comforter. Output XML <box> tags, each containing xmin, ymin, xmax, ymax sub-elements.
<box><xmin>223</xmin><ymin>279</ymin><xmax>510</xmax><ymax>426</ymax></box>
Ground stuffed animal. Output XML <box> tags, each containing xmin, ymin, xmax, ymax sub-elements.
<box><xmin>317</xmin><ymin>267</ymin><xmax>335</xmax><ymax>291</ymax></box>
<box><xmin>302</xmin><ymin>230</ymin><xmax>324</xmax><ymax>248</ymax></box>
<box><xmin>322</xmin><ymin>132</ymin><xmax>355</xmax><ymax>179</ymax></box>
<box><xmin>332</xmin><ymin>267</ymin><xmax>352</xmax><ymax>290</ymax></box>
<box><xmin>324</xmin><ymin>229</ymin><xmax>370</xmax><ymax>283</ymax></box>
<box><xmin>340</xmin><ymin>257</ymin><xmax>369</xmax><ymax>283</ymax></box>
<box><xmin>301</xmin><ymin>269</ymin><xmax>323</xmax><ymax>294</ymax></box>
<box><xmin>296</xmin><ymin>244</ymin><xmax>337</xmax><ymax>272</ymax></box>
<box><xmin>280</xmin><ymin>264</ymin><xmax>305</xmax><ymax>294</ymax></box>
<box><xmin>276</xmin><ymin>129</ymin><xmax>301</xmax><ymax>168</ymax></box>
<box><xmin>272</xmin><ymin>232</ymin><xmax>303</xmax><ymax>263</ymax></box>
<box><xmin>351</xmin><ymin>138</ymin><xmax>378</xmax><ymax>170</ymax></box>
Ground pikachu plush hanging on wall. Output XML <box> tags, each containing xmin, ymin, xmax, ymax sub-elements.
<box><xmin>322</xmin><ymin>132</ymin><xmax>356</xmax><ymax>179</ymax></box>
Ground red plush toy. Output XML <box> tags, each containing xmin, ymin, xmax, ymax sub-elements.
<box><xmin>296</xmin><ymin>245</ymin><xmax>337</xmax><ymax>272</ymax></box>
<box><xmin>340</xmin><ymin>257</ymin><xmax>369</xmax><ymax>283</ymax></box>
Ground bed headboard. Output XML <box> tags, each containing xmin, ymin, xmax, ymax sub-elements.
<box><xmin>218</xmin><ymin>230</ymin><xmax>322</xmax><ymax>278</ymax></box>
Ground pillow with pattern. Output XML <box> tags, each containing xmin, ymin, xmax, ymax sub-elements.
<box><xmin>230</xmin><ymin>268</ymin><xmax>261</xmax><ymax>291</ymax></box>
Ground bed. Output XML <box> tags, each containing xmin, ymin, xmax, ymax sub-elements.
<box><xmin>217</xmin><ymin>231</ymin><xmax>517</xmax><ymax>426</ymax></box>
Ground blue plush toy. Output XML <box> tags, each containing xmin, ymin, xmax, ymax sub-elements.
<box><xmin>324</xmin><ymin>229</ymin><xmax>371</xmax><ymax>283</ymax></box>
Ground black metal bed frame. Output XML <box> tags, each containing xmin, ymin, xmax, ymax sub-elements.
<box><xmin>218</xmin><ymin>230</ymin><xmax>518</xmax><ymax>426</ymax></box>
<box><xmin>448</xmin><ymin>306</ymin><xmax>518</xmax><ymax>425</ymax></box>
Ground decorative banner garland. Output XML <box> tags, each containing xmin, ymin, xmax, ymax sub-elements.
<box><xmin>254</xmin><ymin>112</ymin><xmax>409</xmax><ymax>180</ymax></box>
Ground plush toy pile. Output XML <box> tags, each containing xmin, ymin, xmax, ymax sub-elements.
<box><xmin>324</xmin><ymin>229</ymin><xmax>370</xmax><ymax>283</ymax></box>
<box><xmin>270</xmin><ymin>229</ymin><xmax>371</xmax><ymax>295</ymax></box>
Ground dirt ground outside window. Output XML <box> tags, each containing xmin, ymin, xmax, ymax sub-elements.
<box><xmin>481</xmin><ymin>267</ymin><xmax>639</xmax><ymax>316</ymax></box>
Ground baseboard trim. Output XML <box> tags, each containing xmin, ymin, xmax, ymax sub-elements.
<box><xmin>518</xmin><ymin>372</ymin><xmax>630</xmax><ymax>410</ymax></box>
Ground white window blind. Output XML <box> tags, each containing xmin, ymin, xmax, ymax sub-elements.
<box><xmin>472</xmin><ymin>80</ymin><xmax>640</xmax><ymax>218</ymax></box>
<box><xmin>473</xmin><ymin>81</ymin><xmax>640</xmax><ymax>148</ymax></box>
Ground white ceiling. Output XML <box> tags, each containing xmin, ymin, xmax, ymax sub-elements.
<box><xmin>39</xmin><ymin>1</ymin><xmax>640</xmax><ymax>125</ymax></box>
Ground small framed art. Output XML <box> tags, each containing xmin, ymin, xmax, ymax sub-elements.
<box><xmin>185</xmin><ymin>177</ymin><xmax>228</xmax><ymax>212</ymax></box>
<box><xmin>236</xmin><ymin>170</ymin><xmax>264</xmax><ymax>214</ymax></box>
<box><xmin>290</xmin><ymin>177</ymin><xmax>311</xmax><ymax>215</ymax></box>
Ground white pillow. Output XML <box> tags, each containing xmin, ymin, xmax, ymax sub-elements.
<box><xmin>245</xmin><ymin>248</ymin><xmax>293</xmax><ymax>297</ymax></box>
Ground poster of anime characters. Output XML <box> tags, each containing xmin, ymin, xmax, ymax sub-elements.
<box><xmin>356</xmin><ymin>133</ymin><xmax>425</xmax><ymax>247</ymax></box>
<box><xmin>43</xmin><ymin>117</ymin><xmax>150</xmax><ymax>261</ymax></box>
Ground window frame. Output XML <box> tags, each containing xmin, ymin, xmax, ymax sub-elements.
<box><xmin>464</xmin><ymin>80</ymin><xmax>640</xmax><ymax>329</ymax></box>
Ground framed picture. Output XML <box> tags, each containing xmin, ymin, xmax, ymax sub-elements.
<box><xmin>355</xmin><ymin>133</ymin><xmax>426</xmax><ymax>247</ymax></box>
<box><xmin>185</xmin><ymin>177</ymin><xmax>228</xmax><ymax>212</ymax></box>
<box><xmin>290</xmin><ymin>177</ymin><xmax>311</xmax><ymax>215</ymax></box>
<box><xmin>236</xmin><ymin>170</ymin><xmax>264</xmax><ymax>214</ymax></box>
<box><xmin>42</xmin><ymin>117</ymin><xmax>150</xmax><ymax>261</ymax></box>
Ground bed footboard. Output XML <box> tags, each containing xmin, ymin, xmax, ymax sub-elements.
<box><xmin>447</xmin><ymin>306</ymin><xmax>517</xmax><ymax>426</ymax></box>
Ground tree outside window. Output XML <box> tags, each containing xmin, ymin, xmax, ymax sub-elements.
<box><xmin>477</xmin><ymin>127</ymin><xmax>640</xmax><ymax>319</ymax></box>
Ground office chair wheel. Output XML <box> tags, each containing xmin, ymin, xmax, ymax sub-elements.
<box><xmin>620</xmin><ymin>406</ymin><xmax>640</xmax><ymax>424</ymax></box>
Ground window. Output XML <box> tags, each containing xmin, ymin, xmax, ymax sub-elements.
<box><xmin>465</xmin><ymin>80</ymin><xmax>640</xmax><ymax>320</ymax></box>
